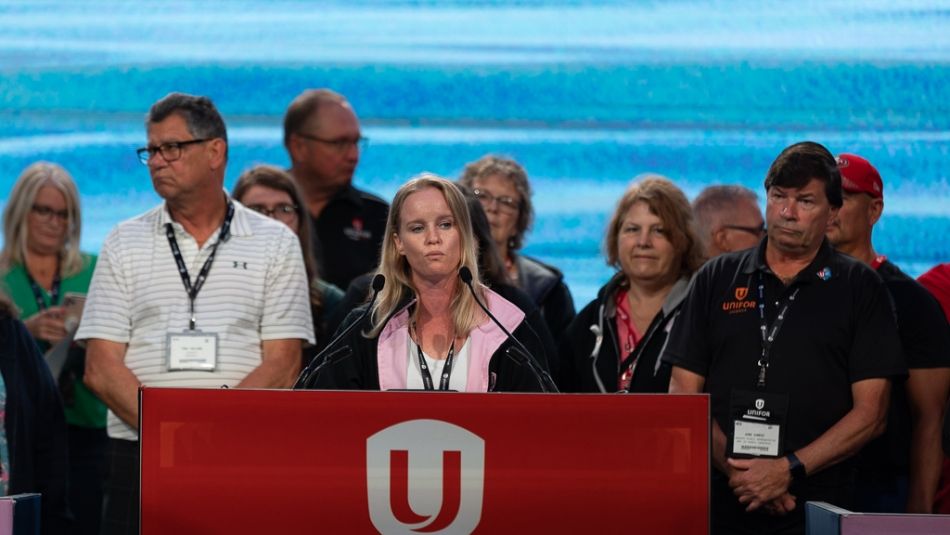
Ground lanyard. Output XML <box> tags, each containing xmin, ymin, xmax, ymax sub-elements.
<box><xmin>871</xmin><ymin>255</ymin><xmax>887</xmax><ymax>270</ymax></box>
<box><xmin>614</xmin><ymin>288</ymin><xmax>642</xmax><ymax>391</ymax></box>
<box><xmin>25</xmin><ymin>270</ymin><xmax>61</xmax><ymax>312</ymax></box>
<box><xmin>755</xmin><ymin>271</ymin><xmax>800</xmax><ymax>389</ymax></box>
<box><xmin>165</xmin><ymin>201</ymin><xmax>234</xmax><ymax>330</ymax></box>
<box><xmin>414</xmin><ymin>337</ymin><xmax>456</xmax><ymax>391</ymax></box>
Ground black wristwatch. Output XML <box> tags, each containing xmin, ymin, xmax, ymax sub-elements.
<box><xmin>785</xmin><ymin>452</ymin><xmax>807</xmax><ymax>481</ymax></box>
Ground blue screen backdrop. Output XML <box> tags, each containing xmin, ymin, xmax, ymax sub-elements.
<box><xmin>1</xmin><ymin>0</ymin><xmax>948</xmax><ymax>304</ymax></box>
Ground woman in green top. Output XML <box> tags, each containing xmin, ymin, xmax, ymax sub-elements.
<box><xmin>1</xmin><ymin>161</ymin><xmax>104</xmax><ymax>535</ymax></box>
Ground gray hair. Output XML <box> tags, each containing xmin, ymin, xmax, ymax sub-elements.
<box><xmin>146</xmin><ymin>92</ymin><xmax>228</xmax><ymax>145</ymax></box>
<box><xmin>692</xmin><ymin>184</ymin><xmax>759</xmax><ymax>241</ymax></box>
<box><xmin>458</xmin><ymin>155</ymin><xmax>533</xmax><ymax>251</ymax></box>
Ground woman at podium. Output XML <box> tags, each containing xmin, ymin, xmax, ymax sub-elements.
<box><xmin>310</xmin><ymin>174</ymin><xmax>547</xmax><ymax>392</ymax></box>
<box><xmin>559</xmin><ymin>175</ymin><xmax>704</xmax><ymax>393</ymax></box>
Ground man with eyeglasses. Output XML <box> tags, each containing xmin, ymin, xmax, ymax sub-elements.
<box><xmin>76</xmin><ymin>92</ymin><xmax>314</xmax><ymax>535</ymax></box>
<box><xmin>826</xmin><ymin>153</ymin><xmax>950</xmax><ymax>514</ymax></box>
<box><xmin>663</xmin><ymin>142</ymin><xmax>905</xmax><ymax>534</ymax></box>
<box><xmin>283</xmin><ymin>88</ymin><xmax>389</xmax><ymax>290</ymax></box>
<box><xmin>693</xmin><ymin>184</ymin><xmax>765</xmax><ymax>261</ymax></box>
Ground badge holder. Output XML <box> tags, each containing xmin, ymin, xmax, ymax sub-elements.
<box><xmin>727</xmin><ymin>389</ymin><xmax>789</xmax><ymax>458</ymax></box>
<box><xmin>167</xmin><ymin>330</ymin><xmax>218</xmax><ymax>372</ymax></box>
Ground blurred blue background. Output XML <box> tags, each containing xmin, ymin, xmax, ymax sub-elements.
<box><xmin>1</xmin><ymin>0</ymin><xmax>948</xmax><ymax>304</ymax></box>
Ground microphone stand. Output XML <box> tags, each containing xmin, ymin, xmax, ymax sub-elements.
<box><xmin>458</xmin><ymin>267</ymin><xmax>559</xmax><ymax>393</ymax></box>
<box><xmin>294</xmin><ymin>274</ymin><xmax>385</xmax><ymax>390</ymax></box>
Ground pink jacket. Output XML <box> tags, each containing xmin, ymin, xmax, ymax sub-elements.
<box><xmin>376</xmin><ymin>288</ymin><xmax>525</xmax><ymax>392</ymax></box>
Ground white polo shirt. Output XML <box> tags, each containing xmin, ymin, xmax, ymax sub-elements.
<box><xmin>76</xmin><ymin>199</ymin><xmax>314</xmax><ymax>441</ymax></box>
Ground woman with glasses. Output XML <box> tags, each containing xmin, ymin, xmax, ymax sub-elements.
<box><xmin>311</xmin><ymin>174</ymin><xmax>547</xmax><ymax>392</ymax></box>
<box><xmin>459</xmin><ymin>156</ymin><xmax>575</xmax><ymax>357</ymax></box>
<box><xmin>559</xmin><ymin>176</ymin><xmax>704</xmax><ymax>393</ymax></box>
<box><xmin>232</xmin><ymin>165</ymin><xmax>344</xmax><ymax>359</ymax></box>
<box><xmin>0</xmin><ymin>161</ymin><xmax>104</xmax><ymax>535</ymax></box>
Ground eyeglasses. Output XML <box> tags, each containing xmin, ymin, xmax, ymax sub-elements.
<box><xmin>136</xmin><ymin>138</ymin><xmax>211</xmax><ymax>164</ymax></box>
<box><xmin>295</xmin><ymin>132</ymin><xmax>368</xmax><ymax>153</ymax></box>
<box><xmin>246</xmin><ymin>203</ymin><xmax>298</xmax><ymax>221</ymax></box>
<box><xmin>31</xmin><ymin>204</ymin><xmax>69</xmax><ymax>222</ymax></box>
<box><xmin>473</xmin><ymin>188</ymin><xmax>520</xmax><ymax>213</ymax></box>
<box><xmin>722</xmin><ymin>223</ymin><xmax>765</xmax><ymax>237</ymax></box>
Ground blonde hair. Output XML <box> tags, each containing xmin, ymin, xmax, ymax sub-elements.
<box><xmin>370</xmin><ymin>174</ymin><xmax>484</xmax><ymax>337</ymax></box>
<box><xmin>605</xmin><ymin>174</ymin><xmax>705</xmax><ymax>280</ymax></box>
<box><xmin>1</xmin><ymin>162</ymin><xmax>84</xmax><ymax>276</ymax></box>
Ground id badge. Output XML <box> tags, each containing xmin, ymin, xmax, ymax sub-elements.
<box><xmin>166</xmin><ymin>331</ymin><xmax>218</xmax><ymax>371</ymax></box>
<box><xmin>727</xmin><ymin>389</ymin><xmax>789</xmax><ymax>458</ymax></box>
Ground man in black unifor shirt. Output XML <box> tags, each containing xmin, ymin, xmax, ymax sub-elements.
<box><xmin>663</xmin><ymin>141</ymin><xmax>906</xmax><ymax>534</ymax></box>
<box><xmin>283</xmin><ymin>89</ymin><xmax>389</xmax><ymax>290</ymax></box>
<box><xmin>827</xmin><ymin>152</ymin><xmax>950</xmax><ymax>513</ymax></box>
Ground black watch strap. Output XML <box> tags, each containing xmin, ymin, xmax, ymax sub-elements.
<box><xmin>786</xmin><ymin>452</ymin><xmax>806</xmax><ymax>481</ymax></box>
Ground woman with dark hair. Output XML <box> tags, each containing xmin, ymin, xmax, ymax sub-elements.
<box><xmin>0</xmin><ymin>162</ymin><xmax>102</xmax><ymax>534</ymax></box>
<box><xmin>311</xmin><ymin>174</ymin><xmax>547</xmax><ymax>392</ymax></box>
<box><xmin>459</xmin><ymin>155</ymin><xmax>575</xmax><ymax>342</ymax></box>
<box><xmin>0</xmin><ymin>292</ymin><xmax>70</xmax><ymax>533</ymax></box>
<box><xmin>559</xmin><ymin>175</ymin><xmax>704</xmax><ymax>393</ymax></box>
<box><xmin>232</xmin><ymin>165</ymin><xmax>344</xmax><ymax>357</ymax></box>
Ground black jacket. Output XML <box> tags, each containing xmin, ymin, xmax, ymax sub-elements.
<box><xmin>0</xmin><ymin>315</ymin><xmax>70</xmax><ymax>534</ymax></box>
<box><xmin>312</xmin><ymin>288</ymin><xmax>550</xmax><ymax>392</ymax></box>
<box><xmin>514</xmin><ymin>254</ymin><xmax>575</xmax><ymax>346</ymax></box>
<box><xmin>558</xmin><ymin>273</ymin><xmax>688</xmax><ymax>393</ymax></box>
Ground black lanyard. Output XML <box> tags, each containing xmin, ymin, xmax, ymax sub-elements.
<box><xmin>755</xmin><ymin>271</ymin><xmax>800</xmax><ymax>389</ymax></box>
<box><xmin>165</xmin><ymin>201</ymin><xmax>234</xmax><ymax>330</ymax></box>
<box><xmin>25</xmin><ymin>270</ymin><xmax>61</xmax><ymax>311</ymax></box>
<box><xmin>414</xmin><ymin>339</ymin><xmax>456</xmax><ymax>391</ymax></box>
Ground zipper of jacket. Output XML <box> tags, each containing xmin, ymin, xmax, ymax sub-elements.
<box><xmin>620</xmin><ymin>308</ymin><xmax>668</xmax><ymax>390</ymax></box>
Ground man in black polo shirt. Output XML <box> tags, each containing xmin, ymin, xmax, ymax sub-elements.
<box><xmin>663</xmin><ymin>141</ymin><xmax>905</xmax><ymax>534</ymax></box>
<box><xmin>283</xmin><ymin>89</ymin><xmax>389</xmax><ymax>289</ymax></box>
<box><xmin>827</xmin><ymin>152</ymin><xmax>950</xmax><ymax>513</ymax></box>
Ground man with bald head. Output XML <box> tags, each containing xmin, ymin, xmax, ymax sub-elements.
<box><xmin>693</xmin><ymin>185</ymin><xmax>765</xmax><ymax>260</ymax></box>
<box><xmin>284</xmin><ymin>89</ymin><xmax>389</xmax><ymax>289</ymax></box>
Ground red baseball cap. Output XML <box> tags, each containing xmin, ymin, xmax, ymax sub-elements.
<box><xmin>836</xmin><ymin>153</ymin><xmax>883</xmax><ymax>199</ymax></box>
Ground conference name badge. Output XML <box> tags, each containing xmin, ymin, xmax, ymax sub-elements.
<box><xmin>166</xmin><ymin>331</ymin><xmax>218</xmax><ymax>371</ymax></box>
<box><xmin>727</xmin><ymin>389</ymin><xmax>789</xmax><ymax>458</ymax></box>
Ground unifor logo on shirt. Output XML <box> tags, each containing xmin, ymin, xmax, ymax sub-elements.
<box><xmin>722</xmin><ymin>286</ymin><xmax>756</xmax><ymax>314</ymax></box>
<box><xmin>366</xmin><ymin>419</ymin><xmax>485</xmax><ymax>534</ymax></box>
<box><xmin>343</xmin><ymin>217</ymin><xmax>373</xmax><ymax>241</ymax></box>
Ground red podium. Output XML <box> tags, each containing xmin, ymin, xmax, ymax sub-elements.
<box><xmin>140</xmin><ymin>388</ymin><xmax>709</xmax><ymax>534</ymax></box>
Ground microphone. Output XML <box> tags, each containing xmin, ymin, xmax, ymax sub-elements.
<box><xmin>298</xmin><ymin>346</ymin><xmax>354</xmax><ymax>389</ymax></box>
<box><xmin>294</xmin><ymin>273</ymin><xmax>385</xmax><ymax>389</ymax></box>
<box><xmin>458</xmin><ymin>266</ymin><xmax>559</xmax><ymax>393</ymax></box>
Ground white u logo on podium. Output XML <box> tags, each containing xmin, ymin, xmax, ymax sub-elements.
<box><xmin>366</xmin><ymin>420</ymin><xmax>485</xmax><ymax>534</ymax></box>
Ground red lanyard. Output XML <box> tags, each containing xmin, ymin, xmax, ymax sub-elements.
<box><xmin>614</xmin><ymin>289</ymin><xmax>642</xmax><ymax>390</ymax></box>
<box><xmin>871</xmin><ymin>255</ymin><xmax>887</xmax><ymax>271</ymax></box>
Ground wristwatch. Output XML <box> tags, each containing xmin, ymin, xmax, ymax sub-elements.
<box><xmin>785</xmin><ymin>452</ymin><xmax>807</xmax><ymax>481</ymax></box>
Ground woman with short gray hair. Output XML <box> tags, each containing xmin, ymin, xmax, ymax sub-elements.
<box><xmin>458</xmin><ymin>155</ymin><xmax>575</xmax><ymax>354</ymax></box>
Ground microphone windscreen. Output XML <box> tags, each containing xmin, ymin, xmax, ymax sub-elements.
<box><xmin>371</xmin><ymin>273</ymin><xmax>386</xmax><ymax>292</ymax></box>
<box><xmin>458</xmin><ymin>266</ymin><xmax>473</xmax><ymax>284</ymax></box>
